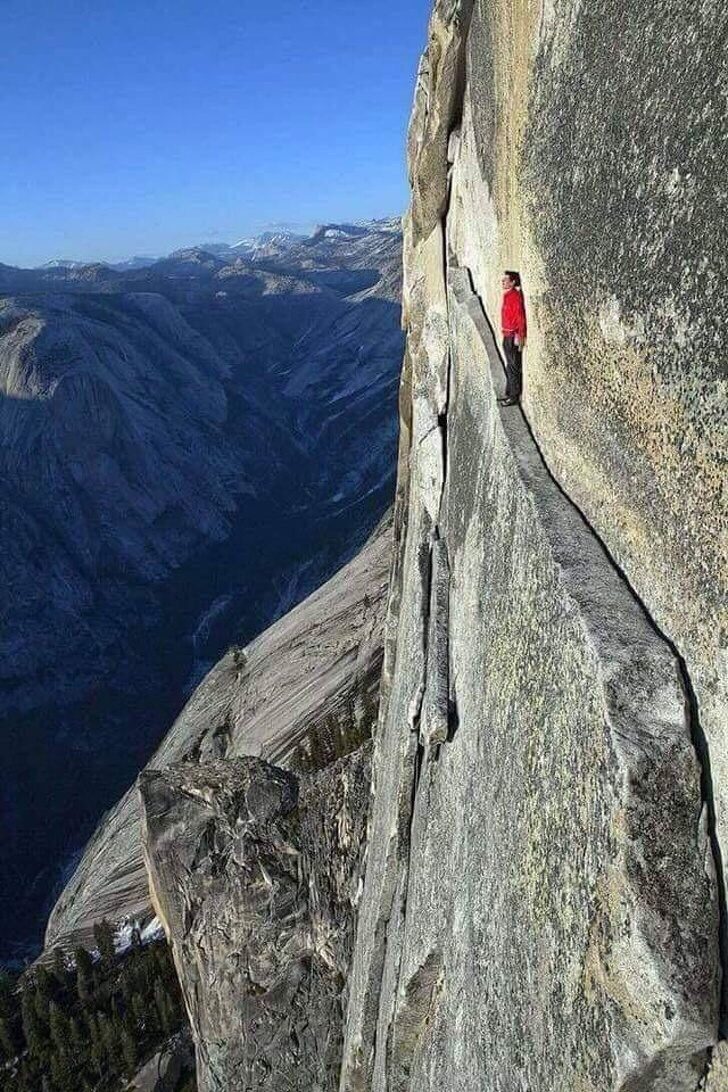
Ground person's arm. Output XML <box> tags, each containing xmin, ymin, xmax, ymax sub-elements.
<box><xmin>515</xmin><ymin>295</ymin><xmax>527</xmax><ymax>346</ymax></box>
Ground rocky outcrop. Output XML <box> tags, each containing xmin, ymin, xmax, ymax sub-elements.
<box><xmin>45</xmin><ymin>514</ymin><xmax>391</xmax><ymax>954</ymax></box>
<box><xmin>340</xmin><ymin>2</ymin><xmax>726</xmax><ymax>1090</ymax></box>
<box><xmin>124</xmin><ymin>1032</ymin><xmax>194</xmax><ymax>1092</ymax></box>
<box><xmin>139</xmin><ymin>748</ymin><xmax>372</xmax><ymax>1092</ymax></box>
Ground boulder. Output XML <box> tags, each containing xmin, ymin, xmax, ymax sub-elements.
<box><xmin>140</xmin><ymin>750</ymin><xmax>372</xmax><ymax>1092</ymax></box>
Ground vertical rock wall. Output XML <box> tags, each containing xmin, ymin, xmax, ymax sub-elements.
<box><xmin>449</xmin><ymin>0</ymin><xmax>728</xmax><ymax>914</ymax></box>
<box><xmin>341</xmin><ymin>1</ymin><xmax>726</xmax><ymax>1089</ymax></box>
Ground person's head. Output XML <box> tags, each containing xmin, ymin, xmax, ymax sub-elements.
<box><xmin>502</xmin><ymin>270</ymin><xmax>522</xmax><ymax>291</ymax></box>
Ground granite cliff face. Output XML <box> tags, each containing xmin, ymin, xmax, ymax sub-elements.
<box><xmin>341</xmin><ymin>2</ymin><xmax>726</xmax><ymax>1089</ymax></box>
<box><xmin>46</xmin><ymin>514</ymin><xmax>391</xmax><ymax>954</ymax></box>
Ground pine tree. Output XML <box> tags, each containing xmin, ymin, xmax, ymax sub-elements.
<box><xmin>232</xmin><ymin>645</ymin><xmax>248</xmax><ymax>680</ymax></box>
<box><xmin>21</xmin><ymin>990</ymin><xmax>45</xmax><ymax>1057</ymax></box>
<box><xmin>130</xmin><ymin>991</ymin><xmax>147</xmax><ymax>1028</ymax></box>
<box><xmin>50</xmin><ymin>1052</ymin><xmax>73</xmax><ymax>1092</ymax></box>
<box><xmin>52</xmin><ymin>947</ymin><xmax>68</xmax><ymax>987</ymax></box>
<box><xmin>122</xmin><ymin>967</ymin><xmax>135</xmax><ymax>1005</ymax></box>
<box><xmin>154</xmin><ymin>979</ymin><xmax>177</xmax><ymax>1034</ymax></box>
<box><xmin>49</xmin><ymin>1001</ymin><xmax>68</xmax><ymax>1056</ymax></box>
<box><xmin>291</xmin><ymin>743</ymin><xmax>304</xmax><ymax>771</ymax></box>
<box><xmin>90</xmin><ymin>1038</ymin><xmax>106</xmax><ymax>1078</ymax></box>
<box><xmin>33</xmin><ymin>966</ymin><xmax>53</xmax><ymax>1024</ymax></box>
<box><xmin>93</xmin><ymin>919</ymin><xmax>116</xmax><ymax>964</ymax></box>
<box><xmin>84</xmin><ymin>1010</ymin><xmax>99</xmax><ymax>1045</ymax></box>
<box><xmin>120</xmin><ymin>1022</ymin><xmax>137</xmax><ymax>1075</ymax></box>
<box><xmin>310</xmin><ymin>725</ymin><xmax>327</xmax><ymax>769</ymax></box>
<box><xmin>154</xmin><ymin>941</ymin><xmax>178</xmax><ymax>988</ymax></box>
<box><xmin>0</xmin><ymin>1014</ymin><xmax>15</xmax><ymax>1059</ymax></box>
<box><xmin>0</xmin><ymin>973</ymin><xmax>13</xmax><ymax>1020</ymax></box>
<box><xmin>68</xmin><ymin>1014</ymin><xmax>84</xmax><ymax>1057</ymax></box>
<box><xmin>74</xmin><ymin>947</ymin><xmax>94</xmax><ymax>1006</ymax></box>
<box><xmin>16</xmin><ymin>1058</ymin><xmax>37</xmax><ymax>1092</ymax></box>
<box><xmin>34</xmin><ymin>964</ymin><xmax>53</xmax><ymax>998</ymax></box>
<box><xmin>97</xmin><ymin>1011</ymin><xmax>120</xmax><ymax>1067</ymax></box>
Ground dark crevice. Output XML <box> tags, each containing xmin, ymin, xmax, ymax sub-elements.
<box><xmin>418</xmin><ymin>526</ymin><xmax>434</xmax><ymax>654</ymax></box>
<box><xmin>681</xmin><ymin>659</ymin><xmax>728</xmax><ymax>1038</ymax></box>
<box><xmin>367</xmin><ymin>914</ymin><xmax>389</xmax><ymax>1092</ymax></box>
<box><xmin>462</xmin><ymin>267</ymin><xmax>728</xmax><ymax>1039</ymax></box>
<box><xmin>437</xmin><ymin>411</ymin><xmax>448</xmax><ymax>495</ymax></box>
<box><xmin>449</xmin><ymin>2</ymin><xmax>474</xmax><ymax>136</ymax></box>
<box><xmin>387</xmin><ymin>702</ymin><xmax>426</xmax><ymax>1083</ymax></box>
<box><xmin>696</xmin><ymin>1048</ymin><xmax>715</xmax><ymax>1091</ymax></box>
<box><xmin>446</xmin><ymin>693</ymin><xmax>459</xmax><ymax>744</ymax></box>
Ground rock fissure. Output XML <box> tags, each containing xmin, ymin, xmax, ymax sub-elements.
<box><xmin>680</xmin><ymin>659</ymin><xmax>728</xmax><ymax>1040</ymax></box>
<box><xmin>420</xmin><ymin>535</ymin><xmax>450</xmax><ymax>749</ymax></box>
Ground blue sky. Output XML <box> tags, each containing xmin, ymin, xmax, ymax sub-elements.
<box><xmin>0</xmin><ymin>0</ymin><xmax>431</xmax><ymax>267</ymax></box>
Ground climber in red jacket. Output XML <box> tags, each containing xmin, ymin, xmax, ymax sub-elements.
<box><xmin>497</xmin><ymin>270</ymin><xmax>527</xmax><ymax>406</ymax></box>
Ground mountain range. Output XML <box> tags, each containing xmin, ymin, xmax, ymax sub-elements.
<box><xmin>0</xmin><ymin>219</ymin><xmax>403</xmax><ymax>962</ymax></box>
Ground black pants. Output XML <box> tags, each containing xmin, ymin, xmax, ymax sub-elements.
<box><xmin>502</xmin><ymin>335</ymin><xmax>523</xmax><ymax>400</ymax></box>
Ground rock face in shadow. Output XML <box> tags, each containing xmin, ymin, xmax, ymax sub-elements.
<box><xmin>339</xmin><ymin>3</ymin><xmax>725</xmax><ymax>1090</ymax></box>
<box><xmin>139</xmin><ymin>748</ymin><xmax>372</xmax><ymax>1092</ymax></box>
<box><xmin>45</xmin><ymin>513</ymin><xmax>391</xmax><ymax>955</ymax></box>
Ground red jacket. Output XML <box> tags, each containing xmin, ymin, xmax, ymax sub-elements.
<box><xmin>501</xmin><ymin>287</ymin><xmax>527</xmax><ymax>340</ymax></box>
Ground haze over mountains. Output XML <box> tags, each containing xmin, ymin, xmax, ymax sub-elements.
<box><xmin>0</xmin><ymin>218</ymin><xmax>403</xmax><ymax>962</ymax></box>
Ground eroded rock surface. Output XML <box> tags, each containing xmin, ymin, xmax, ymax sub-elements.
<box><xmin>140</xmin><ymin>749</ymin><xmax>372</xmax><ymax>1092</ymax></box>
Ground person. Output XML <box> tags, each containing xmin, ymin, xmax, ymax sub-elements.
<box><xmin>497</xmin><ymin>270</ymin><xmax>527</xmax><ymax>406</ymax></box>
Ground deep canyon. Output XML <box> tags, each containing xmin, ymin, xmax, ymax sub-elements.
<box><xmin>0</xmin><ymin>222</ymin><xmax>403</xmax><ymax>961</ymax></box>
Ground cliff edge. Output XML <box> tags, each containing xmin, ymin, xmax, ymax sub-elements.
<box><xmin>341</xmin><ymin>1</ymin><xmax>726</xmax><ymax>1089</ymax></box>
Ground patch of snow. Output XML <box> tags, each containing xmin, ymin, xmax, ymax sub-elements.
<box><xmin>114</xmin><ymin>915</ymin><xmax>165</xmax><ymax>955</ymax></box>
